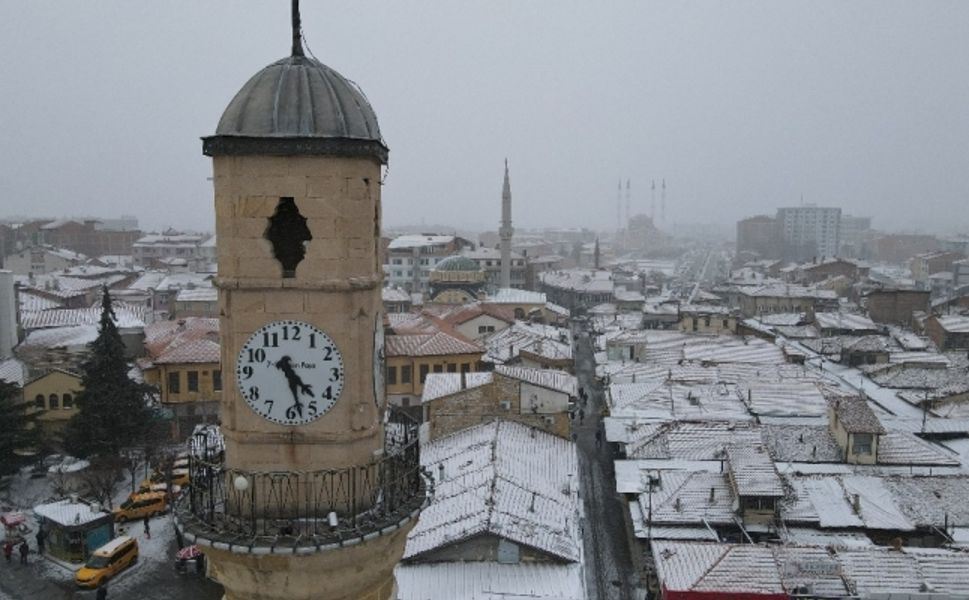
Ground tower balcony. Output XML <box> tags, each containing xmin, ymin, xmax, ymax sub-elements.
<box><xmin>174</xmin><ymin>412</ymin><xmax>430</xmax><ymax>555</ymax></box>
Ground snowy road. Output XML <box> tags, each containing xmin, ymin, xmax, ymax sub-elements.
<box><xmin>573</xmin><ymin>324</ymin><xmax>640</xmax><ymax>600</ymax></box>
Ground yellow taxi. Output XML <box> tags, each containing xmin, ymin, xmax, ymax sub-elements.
<box><xmin>112</xmin><ymin>492</ymin><xmax>168</xmax><ymax>523</ymax></box>
<box><xmin>75</xmin><ymin>536</ymin><xmax>138</xmax><ymax>588</ymax></box>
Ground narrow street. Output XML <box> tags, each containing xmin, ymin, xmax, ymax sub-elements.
<box><xmin>572</xmin><ymin>321</ymin><xmax>640</xmax><ymax>600</ymax></box>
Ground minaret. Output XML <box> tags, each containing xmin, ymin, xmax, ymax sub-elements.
<box><xmin>177</xmin><ymin>3</ymin><xmax>426</xmax><ymax>600</ymax></box>
<box><xmin>499</xmin><ymin>159</ymin><xmax>514</xmax><ymax>290</ymax></box>
<box><xmin>594</xmin><ymin>237</ymin><xmax>601</xmax><ymax>270</ymax></box>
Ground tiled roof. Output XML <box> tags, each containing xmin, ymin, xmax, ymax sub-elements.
<box><xmin>20</xmin><ymin>302</ymin><xmax>149</xmax><ymax>331</ymax></box>
<box><xmin>175</xmin><ymin>287</ymin><xmax>218</xmax><ymax>302</ymax></box>
<box><xmin>639</xmin><ymin>471</ymin><xmax>737</xmax><ymax>526</ymax></box>
<box><xmin>385</xmin><ymin>331</ymin><xmax>482</xmax><ymax>357</ymax></box>
<box><xmin>744</xmin><ymin>381</ymin><xmax>828</xmax><ymax>418</ymax></box>
<box><xmin>144</xmin><ymin>317</ymin><xmax>220</xmax><ymax>364</ymax></box>
<box><xmin>651</xmin><ymin>541</ymin><xmax>785</xmax><ymax>594</ymax></box>
<box><xmin>814</xmin><ymin>311</ymin><xmax>878</xmax><ymax>332</ymax></box>
<box><xmin>725</xmin><ymin>445</ymin><xmax>783</xmax><ymax>497</ymax></box>
<box><xmin>830</xmin><ymin>397</ymin><xmax>885</xmax><ymax>434</ymax></box>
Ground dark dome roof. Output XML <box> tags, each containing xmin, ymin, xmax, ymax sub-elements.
<box><xmin>215</xmin><ymin>55</ymin><xmax>382</xmax><ymax>141</ymax></box>
<box><xmin>434</xmin><ymin>255</ymin><xmax>481</xmax><ymax>273</ymax></box>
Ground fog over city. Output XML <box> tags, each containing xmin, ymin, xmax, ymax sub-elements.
<box><xmin>1</xmin><ymin>1</ymin><xmax>968</xmax><ymax>233</ymax></box>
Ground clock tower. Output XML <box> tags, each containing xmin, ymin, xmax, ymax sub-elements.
<box><xmin>175</xmin><ymin>4</ymin><xmax>427</xmax><ymax>600</ymax></box>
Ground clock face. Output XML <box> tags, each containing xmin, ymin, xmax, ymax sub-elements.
<box><xmin>236</xmin><ymin>320</ymin><xmax>345</xmax><ymax>426</ymax></box>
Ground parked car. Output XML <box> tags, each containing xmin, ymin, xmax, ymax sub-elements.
<box><xmin>112</xmin><ymin>492</ymin><xmax>168</xmax><ymax>522</ymax></box>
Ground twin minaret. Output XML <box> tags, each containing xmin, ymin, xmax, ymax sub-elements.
<box><xmin>499</xmin><ymin>159</ymin><xmax>514</xmax><ymax>290</ymax></box>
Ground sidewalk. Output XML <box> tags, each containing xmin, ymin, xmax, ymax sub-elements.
<box><xmin>0</xmin><ymin>550</ymin><xmax>75</xmax><ymax>600</ymax></box>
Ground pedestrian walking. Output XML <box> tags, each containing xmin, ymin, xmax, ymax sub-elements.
<box><xmin>35</xmin><ymin>529</ymin><xmax>45</xmax><ymax>555</ymax></box>
<box><xmin>18</xmin><ymin>540</ymin><xmax>28</xmax><ymax>565</ymax></box>
<box><xmin>579</xmin><ymin>408</ymin><xmax>585</xmax><ymax>423</ymax></box>
<box><xmin>96</xmin><ymin>582</ymin><xmax>108</xmax><ymax>600</ymax></box>
<box><xmin>3</xmin><ymin>541</ymin><xmax>12</xmax><ymax>563</ymax></box>
<box><xmin>595</xmin><ymin>429</ymin><xmax>603</xmax><ymax>448</ymax></box>
<box><xmin>143</xmin><ymin>515</ymin><xmax>151</xmax><ymax>539</ymax></box>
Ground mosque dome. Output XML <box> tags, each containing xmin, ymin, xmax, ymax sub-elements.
<box><xmin>433</xmin><ymin>255</ymin><xmax>482</xmax><ymax>273</ymax></box>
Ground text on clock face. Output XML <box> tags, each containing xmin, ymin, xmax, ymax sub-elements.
<box><xmin>235</xmin><ymin>320</ymin><xmax>345</xmax><ymax>425</ymax></box>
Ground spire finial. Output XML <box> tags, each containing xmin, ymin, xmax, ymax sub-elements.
<box><xmin>291</xmin><ymin>0</ymin><xmax>305</xmax><ymax>57</ymax></box>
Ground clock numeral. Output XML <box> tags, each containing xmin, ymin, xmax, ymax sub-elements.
<box><xmin>321</xmin><ymin>386</ymin><xmax>333</xmax><ymax>400</ymax></box>
<box><xmin>330</xmin><ymin>368</ymin><xmax>341</xmax><ymax>382</ymax></box>
<box><xmin>307</xmin><ymin>400</ymin><xmax>318</xmax><ymax>416</ymax></box>
<box><xmin>247</xmin><ymin>348</ymin><xmax>266</xmax><ymax>363</ymax></box>
<box><xmin>308</xmin><ymin>333</ymin><xmax>316</xmax><ymax>349</ymax></box>
<box><xmin>248</xmin><ymin>386</ymin><xmax>260</xmax><ymax>400</ymax></box>
<box><xmin>263</xmin><ymin>399</ymin><xmax>274</xmax><ymax>413</ymax></box>
<box><xmin>282</xmin><ymin>325</ymin><xmax>301</xmax><ymax>341</ymax></box>
<box><xmin>241</xmin><ymin>365</ymin><xmax>254</xmax><ymax>380</ymax></box>
<box><xmin>322</xmin><ymin>346</ymin><xmax>333</xmax><ymax>360</ymax></box>
<box><xmin>263</xmin><ymin>332</ymin><xmax>279</xmax><ymax>348</ymax></box>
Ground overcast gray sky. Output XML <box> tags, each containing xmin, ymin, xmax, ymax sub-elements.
<box><xmin>1</xmin><ymin>2</ymin><xmax>967</xmax><ymax>235</ymax></box>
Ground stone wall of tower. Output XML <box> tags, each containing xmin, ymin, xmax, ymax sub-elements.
<box><xmin>212</xmin><ymin>154</ymin><xmax>385</xmax><ymax>472</ymax></box>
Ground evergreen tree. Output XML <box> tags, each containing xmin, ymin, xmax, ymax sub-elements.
<box><xmin>63</xmin><ymin>287</ymin><xmax>155</xmax><ymax>458</ymax></box>
<box><xmin>0</xmin><ymin>380</ymin><xmax>38</xmax><ymax>475</ymax></box>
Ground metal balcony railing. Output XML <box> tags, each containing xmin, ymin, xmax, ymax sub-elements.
<box><xmin>175</xmin><ymin>411</ymin><xmax>429</xmax><ymax>553</ymax></box>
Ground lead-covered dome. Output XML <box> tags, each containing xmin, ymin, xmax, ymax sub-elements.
<box><xmin>203</xmin><ymin>55</ymin><xmax>388</xmax><ymax>162</ymax></box>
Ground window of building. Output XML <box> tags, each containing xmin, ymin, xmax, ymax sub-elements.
<box><xmin>34</xmin><ymin>394</ymin><xmax>45</xmax><ymax>409</ymax></box>
<box><xmin>168</xmin><ymin>372</ymin><xmax>181</xmax><ymax>394</ymax></box>
<box><xmin>704</xmin><ymin>317</ymin><xmax>711</xmax><ymax>327</ymax></box>
<box><xmin>419</xmin><ymin>364</ymin><xmax>430</xmax><ymax>383</ymax></box>
<box><xmin>722</xmin><ymin>319</ymin><xmax>729</xmax><ymax>328</ymax></box>
<box><xmin>460</xmin><ymin>363</ymin><xmax>471</xmax><ymax>373</ymax></box>
<box><xmin>447</xmin><ymin>363</ymin><xmax>457</xmax><ymax>373</ymax></box>
<box><xmin>852</xmin><ymin>433</ymin><xmax>874</xmax><ymax>455</ymax></box>
<box><xmin>401</xmin><ymin>365</ymin><xmax>412</xmax><ymax>384</ymax></box>
<box><xmin>49</xmin><ymin>394</ymin><xmax>59</xmax><ymax>409</ymax></box>
<box><xmin>187</xmin><ymin>371</ymin><xmax>199</xmax><ymax>392</ymax></box>
<box><xmin>433</xmin><ymin>364</ymin><xmax>443</xmax><ymax>373</ymax></box>
<box><xmin>62</xmin><ymin>393</ymin><xmax>73</xmax><ymax>409</ymax></box>
<box><xmin>387</xmin><ymin>366</ymin><xmax>397</xmax><ymax>385</ymax></box>
<box><xmin>213</xmin><ymin>369</ymin><xmax>222</xmax><ymax>391</ymax></box>
<box><xmin>478</xmin><ymin>325</ymin><xmax>495</xmax><ymax>334</ymax></box>
<box><xmin>401</xmin><ymin>397</ymin><xmax>410</xmax><ymax>407</ymax></box>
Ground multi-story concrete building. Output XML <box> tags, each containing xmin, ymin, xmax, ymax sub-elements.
<box><xmin>736</xmin><ymin>215</ymin><xmax>780</xmax><ymax>260</ymax></box>
<box><xmin>838</xmin><ymin>215</ymin><xmax>872</xmax><ymax>258</ymax></box>
<box><xmin>776</xmin><ymin>205</ymin><xmax>841</xmax><ymax>261</ymax></box>
<box><xmin>131</xmin><ymin>231</ymin><xmax>213</xmax><ymax>269</ymax></box>
<box><xmin>910</xmin><ymin>251</ymin><xmax>965</xmax><ymax>287</ymax></box>
<box><xmin>385</xmin><ymin>234</ymin><xmax>474</xmax><ymax>294</ymax></box>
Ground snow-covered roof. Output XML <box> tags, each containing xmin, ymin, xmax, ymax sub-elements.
<box><xmin>0</xmin><ymin>357</ymin><xmax>26</xmax><ymax>387</ymax></box>
<box><xmin>388</xmin><ymin>234</ymin><xmax>455</xmax><ymax>250</ymax></box>
<box><xmin>421</xmin><ymin>372</ymin><xmax>494</xmax><ymax>404</ymax></box>
<box><xmin>20</xmin><ymin>302</ymin><xmax>149</xmax><ymax>331</ymax></box>
<box><xmin>830</xmin><ymin>397</ymin><xmax>885</xmax><ymax>434</ymax></box>
<box><xmin>483</xmin><ymin>322</ymin><xmax>573</xmax><ymax>364</ymax></box>
<box><xmin>395</xmin><ymin>562</ymin><xmax>585</xmax><ymax>600</ymax></box>
<box><xmin>651</xmin><ymin>541</ymin><xmax>785</xmax><ymax>595</ymax></box>
<box><xmin>382</xmin><ymin>286</ymin><xmax>411</xmax><ymax>303</ymax></box>
<box><xmin>34</xmin><ymin>497</ymin><xmax>110</xmax><ymax>527</ymax></box>
<box><xmin>607</xmin><ymin>382</ymin><xmax>751</xmax><ymax>422</ymax></box>
<box><xmin>726</xmin><ymin>444</ymin><xmax>783</xmax><ymax>497</ymax></box>
<box><xmin>405</xmin><ymin>421</ymin><xmax>580</xmax><ymax>562</ymax></box>
<box><xmin>814</xmin><ymin>311</ymin><xmax>879</xmax><ymax>332</ymax></box>
<box><xmin>487</xmin><ymin>288</ymin><xmax>547</xmax><ymax>305</ymax></box>
<box><xmin>175</xmin><ymin>287</ymin><xmax>218</xmax><ymax>302</ymax></box>
<box><xmin>494</xmin><ymin>365</ymin><xmax>577</xmax><ymax>396</ymax></box>
<box><xmin>385</xmin><ymin>331</ymin><xmax>483</xmax><ymax>357</ymax></box>
<box><xmin>638</xmin><ymin>471</ymin><xmax>736</xmax><ymax>526</ymax></box>
<box><xmin>21</xmin><ymin>325</ymin><xmax>99</xmax><ymax>349</ymax></box>
<box><xmin>624</xmin><ymin>421</ymin><xmax>761</xmax><ymax>461</ymax></box>
<box><xmin>936</xmin><ymin>314</ymin><xmax>969</xmax><ymax>333</ymax></box>
<box><xmin>744</xmin><ymin>381</ymin><xmax>828</xmax><ymax>418</ymax></box>
<box><xmin>538</xmin><ymin>269</ymin><xmax>614</xmax><ymax>293</ymax></box>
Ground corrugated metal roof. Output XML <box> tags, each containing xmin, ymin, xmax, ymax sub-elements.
<box><xmin>494</xmin><ymin>365</ymin><xmax>577</xmax><ymax>396</ymax></box>
<box><xmin>395</xmin><ymin>562</ymin><xmax>585</xmax><ymax>600</ymax></box>
<box><xmin>406</xmin><ymin>421</ymin><xmax>580</xmax><ymax>563</ymax></box>
<box><xmin>421</xmin><ymin>372</ymin><xmax>493</xmax><ymax>404</ymax></box>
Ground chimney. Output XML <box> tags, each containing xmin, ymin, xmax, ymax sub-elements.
<box><xmin>437</xmin><ymin>463</ymin><xmax>445</xmax><ymax>482</ymax></box>
<box><xmin>852</xmin><ymin>493</ymin><xmax>861</xmax><ymax>513</ymax></box>
<box><xmin>709</xmin><ymin>487</ymin><xmax>715</xmax><ymax>503</ymax></box>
